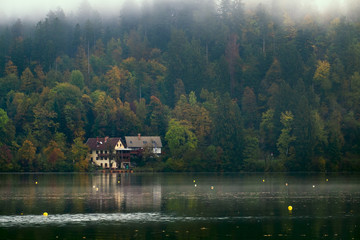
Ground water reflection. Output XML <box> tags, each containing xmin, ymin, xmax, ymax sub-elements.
<box><xmin>0</xmin><ymin>173</ymin><xmax>359</xmax><ymax>239</ymax></box>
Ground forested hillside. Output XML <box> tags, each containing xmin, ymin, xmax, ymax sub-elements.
<box><xmin>0</xmin><ymin>0</ymin><xmax>360</xmax><ymax>172</ymax></box>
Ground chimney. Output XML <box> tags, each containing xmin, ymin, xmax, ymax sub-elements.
<box><xmin>105</xmin><ymin>136</ymin><xmax>109</xmax><ymax>143</ymax></box>
<box><xmin>96</xmin><ymin>137</ymin><xmax>99</xmax><ymax>145</ymax></box>
<box><xmin>138</xmin><ymin>133</ymin><xmax>141</xmax><ymax>140</ymax></box>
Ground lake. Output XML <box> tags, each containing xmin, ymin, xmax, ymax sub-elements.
<box><xmin>0</xmin><ymin>173</ymin><xmax>359</xmax><ymax>239</ymax></box>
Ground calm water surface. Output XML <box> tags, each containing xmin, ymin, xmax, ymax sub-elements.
<box><xmin>0</xmin><ymin>173</ymin><xmax>359</xmax><ymax>239</ymax></box>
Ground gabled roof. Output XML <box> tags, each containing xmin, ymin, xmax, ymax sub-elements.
<box><xmin>125</xmin><ymin>136</ymin><xmax>162</xmax><ymax>148</ymax></box>
<box><xmin>86</xmin><ymin>137</ymin><xmax>124</xmax><ymax>150</ymax></box>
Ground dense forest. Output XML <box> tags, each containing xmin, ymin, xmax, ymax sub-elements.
<box><xmin>0</xmin><ymin>0</ymin><xmax>360</xmax><ymax>172</ymax></box>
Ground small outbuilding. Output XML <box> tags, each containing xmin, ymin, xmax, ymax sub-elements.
<box><xmin>125</xmin><ymin>134</ymin><xmax>162</xmax><ymax>155</ymax></box>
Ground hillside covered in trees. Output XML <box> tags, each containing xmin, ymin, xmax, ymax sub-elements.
<box><xmin>0</xmin><ymin>0</ymin><xmax>360</xmax><ymax>172</ymax></box>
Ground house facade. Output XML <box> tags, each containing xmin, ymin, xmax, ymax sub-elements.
<box><xmin>86</xmin><ymin>137</ymin><xmax>132</xmax><ymax>169</ymax></box>
<box><xmin>125</xmin><ymin>134</ymin><xmax>162</xmax><ymax>155</ymax></box>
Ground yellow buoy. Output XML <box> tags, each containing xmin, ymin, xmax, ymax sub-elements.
<box><xmin>326</xmin><ymin>179</ymin><xmax>328</xmax><ymax>182</ymax></box>
<box><xmin>117</xmin><ymin>181</ymin><xmax>120</xmax><ymax>183</ymax></box>
<box><xmin>35</xmin><ymin>182</ymin><xmax>38</xmax><ymax>185</ymax></box>
<box><xmin>193</xmin><ymin>180</ymin><xmax>196</xmax><ymax>183</ymax></box>
<box><xmin>288</xmin><ymin>206</ymin><xmax>293</xmax><ymax>211</ymax></box>
<box><xmin>211</xmin><ymin>186</ymin><xmax>214</xmax><ymax>190</ymax></box>
<box><xmin>262</xmin><ymin>179</ymin><xmax>265</xmax><ymax>182</ymax></box>
<box><xmin>43</xmin><ymin>212</ymin><xmax>48</xmax><ymax>216</ymax></box>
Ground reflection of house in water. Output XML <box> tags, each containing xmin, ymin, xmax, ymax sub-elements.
<box><xmin>90</xmin><ymin>174</ymin><xmax>162</xmax><ymax>212</ymax></box>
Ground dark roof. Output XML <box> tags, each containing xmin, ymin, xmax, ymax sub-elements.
<box><xmin>86</xmin><ymin>137</ymin><xmax>124</xmax><ymax>150</ymax></box>
<box><xmin>125</xmin><ymin>136</ymin><xmax>162</xmax><ymax>148</ymax></box>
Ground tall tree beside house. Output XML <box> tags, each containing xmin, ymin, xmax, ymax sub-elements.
<box><xmin>165</xmin><ymin>119</ymin><xmax>198</xmax><ymax>170</ymax></box>
<box><xmin>71</xmin><ymin>137</ymin><xmax>90</xmax><ymax>172</ymax></box>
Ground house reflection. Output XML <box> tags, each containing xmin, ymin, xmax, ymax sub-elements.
<box><xmin>90</xmin><ymin>174</ymin><xmax>162</xmax><ymax>212</ymax></box>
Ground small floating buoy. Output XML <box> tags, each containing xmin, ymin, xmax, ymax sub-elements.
<box><xmin>35</xmin><ymin>182</ymin><xmax>38</xmax><ymax>185</ymax></box>
<box><xmin>312</xmin><ymin>185</ymin><xmax>315</xmax><ymax>188</ymax></box>
<box><xmin>20</xmin><ymin>212</ymin><xmax>23</xmax><ymax>215</ymax></box>
<box><xmin>211</xmin><ymin>186</ymin><xmax>214</xmax><ymax>190</ymax></box>
<box><xmin>117</xmin><ymin>181</ymin><xmax>120</xmax><ymax>183</ymax></box>
<box><xmin>194</xmin><ymin>184</ymin><xmax>197</xmax><ymax>187</ymax></box>
<box><xmin>326</xmin><ymin>179</ymin><xmax>328</xmax><ymax>182</ymax></box>
<box><xmin>288</xmin><ymin>206</ymin><xmax>293</xmax><ymax>211</ymax></box>
<box><xmin>96</xmin><ymin>187</ymin><xmax>99</xmax><ymax>191</ymax></box>
<box><xmin>93</xmin><ymin>185</ymin><xmax>95</xmax><ymax>188</ymax></box>
<box><xmin>285</xmin><ymin>183</ymin><xmax>288</xmax><ymax>186</ymax></box>
<box><xmin>262</xmin><ymin>179</ymin><xmax>265</xmax><ymax>182</ymax></box>
<box><xmin>43</xmin><ymin>212</ymin><xmax>48</xmax><ymax>216</ymax></box>
<box><xmin>193</xmin><ymin>180</ymin><xmax>196</xmax><ymax>183</ymax></box>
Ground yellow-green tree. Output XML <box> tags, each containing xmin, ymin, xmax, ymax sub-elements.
<box><xmin>104</xmin><ymin>66</ymin><xmax>129</xmax><ymax>99</ymax></box>
<box><xmin>277</xmin><ymin>111</ymin><xmax>296</xmax><ymax>162</ymax></box>
<box><xmin>165</xmin><ymin>119</ymin><xmax>198</xmax><ymax>169</ymax></box>
<box><xmin>71</xmin><ymin>137</ymin><xmax>89</xmax><ymax>172</ymax></box>
<box><xmin>314</xmin><ymin>60</ymin><xmax>331</xmax><ymax>93</ymax></box>
<box><xmin>20</xmin><ymin>67</ymin><xmax>42</xmax><ymax>93</ymax></box>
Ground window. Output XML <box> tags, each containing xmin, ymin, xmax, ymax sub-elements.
<box><xmin>96</xmin><ymin>157</ymin><xmax>98</xmax><ymax>160</ymax></box>
<box><xmin>96</xmin><ymin>150</ymin><xmax>98</xmax><ymax>154</ymax></box>
<box><xmin>105</xmin><ymin>157</ymin><xmax>107</xmax><ymax>160</ymax></box>
<box><xmin>101</xmin><ymin>157</ymin><xmax>103</xmax><ymax>160</ymax></box>
<box><xmin>90</xmin><ymin>150</ymin><xmax>93</xmax><ymax>154</ymax></box>
<box><xmin>130</xmin><ymin>141</ymin><xmax>132</xmax><ymax>143</ymax></box>
<box><xmin>105</xmin><ymin>163</ymin><xmax>108</xmax><ymax>168</ymax></box>
<box><xmin>143</xmin><ymin>141</ymin><xmax>147</xmax><ymax>144</ymax></box>
<box><xmin>105</xmin><ymin>150</ymin><xmax>107</xmax><ymax>154</ymax></box>
<box><xmin>100</xmin><ymin>150</ymin><xmax>103</xmax><ymax>154</ymax></box>
<box><xmin>101</xmin><ymin>163</ymin><xmax>103</xmax><ymax>167</ymax></box>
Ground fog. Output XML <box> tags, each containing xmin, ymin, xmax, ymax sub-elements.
<box><xmin>0</xmin><ymin>0</ymin><xmax>359</xmax><ymax>23</ymax></box>
<box><xmin>0</xmin><ymin>0</ymin><xmax>132</xmax><ymax>22</ymax></box>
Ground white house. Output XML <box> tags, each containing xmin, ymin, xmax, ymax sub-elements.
<box><xmin>86</xmin><ymin>137</ymin><xmax>132</xmax><ymax>169</ymax></box>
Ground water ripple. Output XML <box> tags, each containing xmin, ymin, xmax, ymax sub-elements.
<box><xmin>0</xmin><ymin>213</ymin><xmax>356</xmax><ymax>228</ymax></box>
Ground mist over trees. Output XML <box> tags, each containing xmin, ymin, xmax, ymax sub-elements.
<box><xmin>0</xmin><ymin>0</ymin><xmax>360</xmax><ymax>172</ymax></box>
